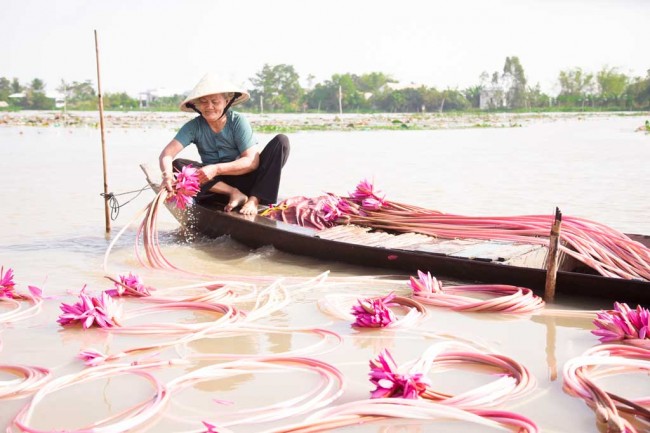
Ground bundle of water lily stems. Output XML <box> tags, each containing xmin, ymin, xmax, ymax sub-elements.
<box><xmin>263</xmin><ymin>180</ymin><xmax>650</xmax><ymax>281</ymax></box>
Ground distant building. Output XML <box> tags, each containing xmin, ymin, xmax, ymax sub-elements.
<box><xmin>46</xmin><ymin>92</ymin><xmax>65</xmax><ymax>108</ymax></box>
<box><xmin>479</xmin><ymin>88</ymin><xmax>506</xmax><ymax>110</ymax></box>
<box><xmin>0</xmin><ymin>101</ymin><xmax>8</xmax><ymax>108</ymax></box>
<box><xmin>138</xmin><ymin>88</ymin><xmax>185</xmax><ymax>108</ymax></box>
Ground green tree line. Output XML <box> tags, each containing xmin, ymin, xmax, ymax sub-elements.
<box><xmin>2</xmin><ymin>57</ymin><xmax>649</xmax><ymax>112</ymax></box>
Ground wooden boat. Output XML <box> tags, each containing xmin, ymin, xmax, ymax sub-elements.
<box><xmin>142</xmin><ymin>165</ymin><xmax>650</xmax><ymax>306</ymax></box>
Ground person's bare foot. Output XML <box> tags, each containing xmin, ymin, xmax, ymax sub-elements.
<box><xmin>224</xmin><ymin>189</ymin><xmax>248</xmax><ymax>212</ymax></box>
<box><xmin>240</xmin><ymin>196</ymin><xmax>259</xmax><ymax>215</ymax></box>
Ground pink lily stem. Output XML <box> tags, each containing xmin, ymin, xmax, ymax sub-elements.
<box><xmin>0</xmin><ymin>365</ymin><xmax>51</xmax><ymax>399</ymax></box>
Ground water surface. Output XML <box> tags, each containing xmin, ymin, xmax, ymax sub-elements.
<box><xmin>1</xmin><ymin>114</ymin><xmax>649</xmax><ymax>431</ymax></box>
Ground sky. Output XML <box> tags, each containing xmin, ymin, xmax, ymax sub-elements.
<box><xmin>2</xmin><ymin>0</ymin><xmax>649</xmax><ymax>97</ymax></box>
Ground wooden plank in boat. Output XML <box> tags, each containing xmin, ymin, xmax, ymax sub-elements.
<box><xmin>411</xmin><ymin>238</ymin><xmax>488</xmax><ymax>256</ymax></box>
<box><xmin>449</xmin><ymin>241</ymin><xmax>541</xmax><ymax>261</ymax></box>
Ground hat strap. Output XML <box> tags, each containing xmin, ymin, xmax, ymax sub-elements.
<box><xmin>186</xmin><ymin>102</ymin><xmax>202</xmax><ymax>115</ymax></box>
<box><xmin>218</xmin><ymin>92</ymin><xmax>242</xmax><ymax>120</ymax></box>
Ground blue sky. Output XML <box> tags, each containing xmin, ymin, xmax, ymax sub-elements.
<box><xmin>2</xmin><ymin>0</ymin><xmax>649</xmax><ymax>96</ymax></box>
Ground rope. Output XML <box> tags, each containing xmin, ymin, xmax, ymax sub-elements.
<box><xmin>100</xmin><ymin>185</ymin><xmax>151</xmax><ymax>220</ymax></box>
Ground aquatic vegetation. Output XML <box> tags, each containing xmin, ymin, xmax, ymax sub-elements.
<box><xmin>410</xmin><ymin>270</ymin><xmax>545</xmax><ymax>314</ymax></box>
<box><xmin>57</xmin><ymin>287</ymin><xmax>122</xmax><ymax>328</ymax></box>
<box><xmin>364</xmin><ymin>341</ymin><xmax>536</xmax><ymax>432</ymax></box>
<box><xmin>409</xmin><ymin>270</ymin><xmax>443</xmax><ymax>294</ymax></box>
<box><xmin>563</xmin><ymin>344</ymin><xmax>650</xmax><ymax>432</ymax></box>
<box><xmin>351</xmin><ymin>293</ymin><xmax>398</xmax><ymax>328</ymax></box>
<box><xmin>369</xmin><ymin>348</ymin><xmax>430</xmax><ymax>399</ymax></box>
<box><xmin>76</xmin><ymin>348</ymin><xmax>108</xmax><ymax>367</ymax></box>
<box><xmin>0</xmin><ymin>364</ymin><xmax>51</xmax><ymax>400</ymax></box>
<box><xmin>259</xmin><ymin>398</ymin><xmax>539</xmax><ymax>432</ymax></box>
<box><xmin>105</xmin><ymin>272</ymin><xmax>151</xmax><ymax>297</ymax></box>
<box><xmin>592</xmin><ymin>302</ymin><xmax>649</xmax><ymax>347</ymax></box>
<box><xmin>0</xmin><ymin>266</ymin><xmax>16</xmax><ymax>298</ymax></box>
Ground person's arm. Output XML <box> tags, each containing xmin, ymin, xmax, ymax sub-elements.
<box><xmin>195</xmin><ymin>146</ymin><xmax>260</xmax><ymax>184</ymax></box>
<box><xmin>159</xmin><ymin>139</ymin><xmax>184</xmax><ymax>192</ymax></box>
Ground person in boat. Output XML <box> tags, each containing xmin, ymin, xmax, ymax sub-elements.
<box><xmin>159</xmin><ymin>72</ymin><xmax>290</xmax><ymax>215</ymax></box>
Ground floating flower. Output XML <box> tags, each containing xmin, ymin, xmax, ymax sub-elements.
<box><xmin>369</xmin><ymin>349</ymin><xmax>431</xmax><ymax>399</ymax></box>
<box><xmin>77</xmin><ymin>348</ymin><xmax>108</xmax><ymax>366</ymax></box>
<box><xmin>409</xmin><ymin>270</ymin><xmax>443</xmax><ymax>295</ymax></box>
<box><xmin>351</xmin><ymin>293</ymin><xmax>398</xmax><ymax>328</ymax></box>
<box><xmin>0</xmin><ymin>266</ymin><xmax>16</xmax><ymax>298</ymax></box>
<box><xmin>167</xmin><ymin>165</ymin><xmax>200</xmax><ymax>210</ymax></box>
<box><xmin>349</xmin><ymin>179</ymin><xmax>386</xmax><ymax>210</ymax></box>
<box><xmin>58</xmin><ymin>287</ymin><xmax>122</xmax><ymax>329</ymax></box>
<box><xmin>202</xmin><ymin>421</ymin><xmax>218</xmax><ymax>433</ymax></box>
<box><xmin>106</xmin><ymin>272</ymin><xmax>151</xmax><ymax>297</ymax></box>
<box><xmin>592</xmin><ymin>302</ymin><xmax>649</xmax><ymax>343</ymax></box>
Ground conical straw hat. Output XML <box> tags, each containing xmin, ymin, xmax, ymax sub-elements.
<box><xmin>179</xmin><ymin>73</ymin><xmax>250</xmax><ymax>112</ymax></box>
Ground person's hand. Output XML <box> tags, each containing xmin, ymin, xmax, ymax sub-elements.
<box><xmin>197</xmin><ymin>164</ymin><xmax>219</xmax><ymax>185</ymax></box>
<box><xmin>161</xmin><ymin>171</ymin><xmax>174</xmax><ymax>193</ymax></box>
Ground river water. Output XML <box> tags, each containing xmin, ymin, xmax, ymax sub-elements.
<box><xmin>0</xmin><ymin>113</ymin><xmax>649</xmax><ymax>431</ymax></box>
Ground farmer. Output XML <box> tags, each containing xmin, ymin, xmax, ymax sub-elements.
<box><xmin>159</xmin><ymin>72</ymin><xmax>290</xmax><ymax>215</ymax></box>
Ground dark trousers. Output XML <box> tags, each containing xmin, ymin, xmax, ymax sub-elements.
<box><xmin>173</xmin><ymin>134</ymin><xmax>290</xmax><ymax>205</ymax></box>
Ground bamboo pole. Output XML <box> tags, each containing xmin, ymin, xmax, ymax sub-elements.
<box><xmin>544</xmin><ymin>207</ymin><xmax>562</xmax><ymax>302</ymax></box>
<box><xmin>94</xmin><ymin>30</ymin><xmax>110</xmax><ymax>233</ymax></box>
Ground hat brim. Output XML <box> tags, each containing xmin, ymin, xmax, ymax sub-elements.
<box><xmin>180</xmin><ymin>92</ymin><xmax>250</xmax><ymax>112</ymax></box>
<box><xmin>179</xmin><ymin>73</ymin><xmax>250</xmax><ymax>112</ymax></box>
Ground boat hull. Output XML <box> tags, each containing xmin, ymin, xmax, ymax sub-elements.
<box><xmin>188</xmin><ymin>201</ymin><xmax>650</xmax><ymax>307</ymax></box>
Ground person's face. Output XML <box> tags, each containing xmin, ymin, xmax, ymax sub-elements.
<box><xmin>196</xmin><ymin>93</ymin><xmax>229</xmax><ymax>120</ymax></box>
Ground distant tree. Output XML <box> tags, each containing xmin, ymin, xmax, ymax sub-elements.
<box><xmin>440</xmin><ymin>89</ymin><xmax>470</xmax><ymax>111</ymax></box>
<box><xmin>526</xmin><ymin>83</ymin><xmax>551</xmax><ymax>109</ymax></box>
<box><xmin>0</xmin><ymin>77</ymin><xmax>11</xmax><ymax>101</ymax></box>
<box><xmin>557</xmin><ymin>67</ymin><xmax>595</xmax><ymax>107</ymax></box>
<box><xmin>334</xmin><ymin>73</ymin><xmax>368</xmax><ymax>111</ymax></box>
<box><xmin>463</xmin><ymin>85</ymin><xmax>482</xmax><ymax>109</ymax></box>
<box><xmin>57</xmin><ymin>80</ymin><xmax>96</xmax><ymax>111</ymax></box>
<box><xmin>104</xmin><ymin>92</ymin><xmax>138</xmax><ymax>110</ymax></box>
<box><xmin>10</xmin><ymin>78</ymin><xmax>22</xmax><ymax>94</ymax></box>
<box><xmin>502</xmin><ymin>56</ymin><xmax>527</xmax><ymax>109</ymax></box>
<box><xmin>29</xmin><ymin>78</ymin><xmax>45</xmax><ymax>92</ymax></box>
<box><xmin>596</xmin><ymin>66</ymin><xmax>629</xmax><ymax>107</ymax></box>
<box><xmin>374</xmin><ymin>89</ymin><xmax>406</xmax><ymax>112</ymax></box>
<box><xmin>356</xmin><ymin>72</ymin><xmax>395</xmax><ymax>94</ymax></box>
<box><xmin>625</xmin><ymin>71</ymin><xmax>650</xmax><ymax>110</ymax></box>
<box><xmin>250</xmin><ymin>64</ymin><xmax>303</xmax><ymax>112</ymax></box>
<box><xmin>305</xmin><ymin>81</ymin><xmax>339</xmax><ymax>112</ymax></box>
<box><xmin>24</xmin><ymin>78</ymin><xmax>54</xmax><ymax>109</ymax></box>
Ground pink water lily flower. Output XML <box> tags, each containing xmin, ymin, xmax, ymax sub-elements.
<box><xmin>349</xmin><ymin>179</ymin><xmax>386</xmax><ymax>210</ymax></box>
<box><xmin>336</xmin><ymin>198</ymin><xmax>359</xmax><ymax>216</ymax></box>
<box><xmin>202</xmin><ymin>421</ymin><xmax>220</xmax><ymax>433</ymax></box>
<box><xmin>58</xmin><ymin>287</ymin><xmax>122</xmax><ymax>329</ymax></box>
<box><xmin>106</xmin><ymin>272</ymin><xmax>151</xmax><ymax>297</ymax></box>
<box><xmin>409</xmin><ymin>270</ymin><xmax>443</xmax><ymax>295</ymax></box>
<box><xmin>369</xmin><ymin>349</ymin><xmax>431</xmax><ymax>399</ymax></box>
<box><xmin>167</xmin><ymin>165</ymin><xmax>201</xmax><ymax>210</ymax></box>
<box><xmin>77</xmin><ymin>348</ymin><xmax>108</xmax><ymax>366</ymax></box>
<box><xmin>592</xmin><ymin>302</ymin><xmax>649</xmax><ymax>343</ymax></box>
<box><xmin>351</xmin><ymin>293</ymin><xmax>398</xmax><ymax>328</ymax></box>
<box><xmin>0</xmin><ymin>266</ymin><xmax>17</xmax><ymax>298</ymax></box>
<box><xmin>316</xmin><ymin>194</ymin><xmax>343</xmax><ymax>223</ymax></box>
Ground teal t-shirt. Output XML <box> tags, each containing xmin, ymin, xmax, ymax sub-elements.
<box><xmin>174</xmin><ymin>110</ymin><xmax>257</xmax><ymax>164</ymax></box>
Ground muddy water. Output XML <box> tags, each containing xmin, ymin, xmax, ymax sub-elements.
<box><xmin>1</xmin><ymin>114</ymin><xmax>649</xmax><ymax>431</ymax></box>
